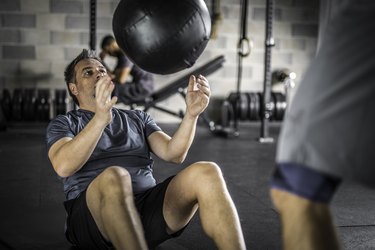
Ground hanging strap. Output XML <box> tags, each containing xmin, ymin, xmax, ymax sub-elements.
<box><xmin>233</xmin><ymin>0</ymin><xmax>251</xmax><ymax>135</ymax></box>
<box><xmin>237</xmin><ymin>0</ymin><xmax>251</xmax><ymax>58</ymax></box>
<box><xmin>210</xmin><ymin>0</ymin><xmax>222</xmax><ymax>39</ymax></box>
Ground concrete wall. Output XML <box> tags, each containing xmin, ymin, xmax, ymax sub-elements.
<box><xmin>0</xmin><ymin>0</ymin><xmax>319</xmax><ymax>122</ymax></box>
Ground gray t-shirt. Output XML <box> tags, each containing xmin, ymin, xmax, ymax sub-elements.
<box><xmin>46</xmin><ymin>107</ymin><xmax>161</xmax><ymax>200</ymax></box>
<box><xmin>276</xmin><ymin>0</ymin><xmax>375</xmax><ymax>187</ymax></box>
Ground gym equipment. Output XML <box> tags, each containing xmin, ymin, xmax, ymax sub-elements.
<box><xmin>12</xmin><ymin>89</ymin><xmax>23</xmax><ymax>121</ymax></box>
<box><xmin>248</xmin><ymin>92</ymin><xmax>260</xmax><ymax>121</ymax></box>
<box><xmin>1</xmin><ymin>89</ymin><xmax>12</xmax><ymax>121</ymax></box>
<box><xmin>224</xmin><ymin>91</ymin><xmax>285</xmax><ymax>121</ymax></box>
<box><xmin>112</xmin><ymin>0</ymin><xmax>211</xmax><ymax>75</ymax></box>
<box><xmin>272</xmin><ymin>69</ymin><xmax>296</xmax><ymax>104</ymax></box>
<box><xmin>55</xmin><ymin>89</ymin><xmax>67</xmax><ymax>116</ymax></box>
<box><xmin>227</xmin><ymin>93</ymin><xmax>249</xmax><ymax>121</ymax></box>
<box><xmin>272</xmin><ymin>92</ymin><xmax>286</xmax><ymax>121</ymax></box>
<box><xmin>0</xmin><ymin>92</ymin><xmax>7</xmax><ymax>131</ymax></box>
<box><xmin>210</xmin><ymin>0</ymin><xmax>222</xmax><ymax>39</ymax></box>
<box><xmin>0</xmin><ymin>107</ymin><xmax>6</xmax><ymax>131</ymax></box>
<box><xmin>212</xmin><ymin>0</ymin><xmax>291</xmax><ymax>139</ymax></box>
<box><xmin>22</xmin><ymin>89</ymin><xmax>37</xmax><ymax>121</ymax></box>
<box><xmin>89</xmin><ymin>0</ymin><xmax>96</xmax><ymax>50</ymax></box>
<box><xmin>36</xmin><ymin>89</ymin><xmax>50</xmax><ymax>122</ymax></box>
<box><xmin>259</xmin><ymin>0</ymin><xmax>275</xmax><ymax>143</ymax></box>
<box><xmin>213</xmin><ymin>0</ymin><xmax>252</xmax><ymax>137</ymax></box>
<box><xmin>220</xmin><ymin>100</ymin><xmax>233</xmax><ymax>127</ymax></box>
<box><xmin>130</xmin><ymin>55</ymin><xmax>225</xmax><ymax>130</ymax></box>
<box><xmin>0</xmin><ymin>88</ymin><xmax>70</xmax><ymax>122</ymax></box>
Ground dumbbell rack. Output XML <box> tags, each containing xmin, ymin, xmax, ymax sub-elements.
<box><xmin>218</xmin><ymin>91</ymin><xmax>287</xmax><ymax>128</ymax></box>
<box><xmin>0</xmin><ymin>88</ymin><xmax>74</xmax><ymax>123</ymax></box>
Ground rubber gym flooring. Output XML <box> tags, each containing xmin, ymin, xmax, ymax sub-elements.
<box><xmin>0</xmin><ymin>122</ymin><xmax>374</xmax><ymax>250</ymax></box>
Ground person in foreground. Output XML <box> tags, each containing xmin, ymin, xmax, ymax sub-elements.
<box><xmin>100</xmin><ymin>35</ymin><xmax>154</xmax><ymax>104</ymax></box>
<box><xmin>46</xmin><ymin>49</ymin><xmax>246</xmax><ymax>250</ymax></box>
<box><xmin>269</xmin><ymin>1</ymin><xmax>375</xmax><ymax>250</ymax></box>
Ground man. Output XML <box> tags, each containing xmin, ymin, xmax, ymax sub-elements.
<box><xmin>270</xmin><ymin>1</ymin><xmax>375</xmax><ymax>249</ymax></box>
<box><xmin>100</xmin><ymin>35</ymin><xmax>154</xmax><ymax>104</ymax></box>
<box><xmin>46</xmin><ymin>49</ymin><xmax>246</xmax><ymax>250</ymax></box>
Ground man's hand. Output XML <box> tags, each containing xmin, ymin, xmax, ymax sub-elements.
<box><xmin>94</xmin><ymin>75</ymin><xmax>118</xmax><ymax>126</ymax></box>
<box><xmin>147</xmin><ymin>75</ymin><xmax>211</xmax><ymax>164</ymax></box>
<box><xmin>185</xmin><ymin>75</ymin><xmax>210</xmax><ymax>117</ymax></box>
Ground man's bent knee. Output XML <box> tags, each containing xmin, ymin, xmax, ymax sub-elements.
<box><xmin>189</xmin><ymin>161</ymin><xmax>226</xmax><ymax>193</ymax></box>
<box><xmin>97</xmin><ymin>166</ymin><xmax>133</xmax><ymax>198</ymax></box>
<box><xmin>191</xmin><ymin>161</ymin><xmax>222</xmax><ymax>179</ymax></box>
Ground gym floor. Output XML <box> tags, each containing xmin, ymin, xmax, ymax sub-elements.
<box><xmin>0</xmin><ymin>122</ymin><xmax>374</xmax><ymax>250</ymax></box>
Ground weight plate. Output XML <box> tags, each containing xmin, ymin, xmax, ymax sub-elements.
<box><xmin>1</xmin><ymin>89</ymin><xmax>12</xmax><ymax>120</ymax></box>
<box><xmin>239</xmin><ymin>93</ymin><xmax>248</xmax><ymax>121</ymax></box>
<box><xmin>12</xmin><ymin>89</ymin><xmax>23</xmax><ymax>121</ymax></box>
<box><xmin>273</xmin><ymin>92</ymin><xmax>287</xmax><ymax>120</ymax></box>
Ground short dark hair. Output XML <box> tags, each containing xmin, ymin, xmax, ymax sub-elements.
<box><xmin>64</xmin><ymin>49</ymin><xmax>102</xmax><ymax>105</ymax></box>
<box><xmin>101</xmin><ymin>35</ymin><xmax>115</xmax><ymax>50</ymax></box>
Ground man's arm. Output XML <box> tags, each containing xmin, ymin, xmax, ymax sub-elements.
<box><xmin>148</xmin><ymin>75</ymin><xmax>210</xmax><ymax>163</ymax></box>
<box><xmin>115</xmin><ymin>67</ymin><xmax>131</xmax><ymax>84</ymax></box>
<box><xmin>48</xmin><ymin>116</ymin><xmax>109</xmax><ymax>178</ymax></box>
<box><xmin>48</xmin><ymin>76</ymin><xmax>117</xmax><ymax>177</ymax></box>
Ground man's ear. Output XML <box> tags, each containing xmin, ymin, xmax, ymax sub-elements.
<box><xmin>68</xmin><ymin>83</ymin><xmax>78</xmax><ymax>96</ymax></box>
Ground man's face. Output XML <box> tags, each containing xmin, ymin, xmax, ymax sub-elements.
<box><xmin>70</xmin><ymin>58</ymin><xmax>109</xmax><ymax>106</ymax></box>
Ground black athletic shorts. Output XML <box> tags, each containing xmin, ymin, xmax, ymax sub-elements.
<box><xmin>270</xmin><ymin>163</ymin><xmax>342</xmax><ymax>203</ymax></box>
<box><xmin>63</xmin><ymin>176</ymin><xmax>185</xmax><ymax>249</ymax></box>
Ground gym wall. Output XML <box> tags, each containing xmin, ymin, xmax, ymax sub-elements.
<box><xmin>0</xmin><ymin>0</ymin><xmax>319</xmax><ymax>123</ymax></box>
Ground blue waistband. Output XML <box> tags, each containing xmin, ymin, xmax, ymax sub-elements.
<box><xmin>270</xmin><ymin>163</ymin><xmax>342</xmax><ymax>203</ymax></box>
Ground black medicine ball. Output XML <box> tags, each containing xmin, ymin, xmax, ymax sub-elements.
<box><xmin>112</xmin><ymin>0</ymin><xmax>211</xmax><ymax>75</ymax></box>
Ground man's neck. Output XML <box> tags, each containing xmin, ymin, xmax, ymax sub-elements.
<box><xmin>78</xmin><ymin>103</ymin><xmax>96</xmax><ymax>113</ymax></box>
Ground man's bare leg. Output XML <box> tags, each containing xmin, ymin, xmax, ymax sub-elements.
<box><xmin>86</xmin><ymin>166</ymin><xmax>148</xmax><ymax>250</ymax></box>
<box><xmin>163</xmin><ymin>161</ymin><xmax>246</xmax><ymax>250</ymax></box>
<box><xmin>270</xmin><ymin>188</ymin><xmax>340</xmax><ymax>250</ymax></box>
